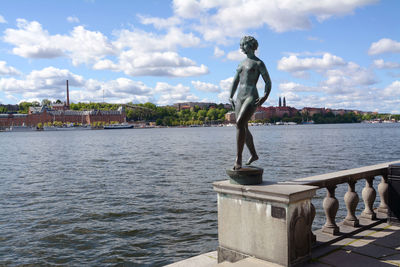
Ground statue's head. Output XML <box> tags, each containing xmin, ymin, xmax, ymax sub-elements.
<box><xmin>240</xmin><ymin>36</ymin><xmax>258</xmax><ymax>52</ymax></box>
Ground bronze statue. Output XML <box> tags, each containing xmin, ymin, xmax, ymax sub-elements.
<box><xmin>229</xmin><ymin>36</ymin><xmax>271</xmax><ymax>170</ymax></box>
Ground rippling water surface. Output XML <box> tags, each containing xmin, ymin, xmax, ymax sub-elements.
<box><xmin>1</xmin><ymin>124</ymin><xmax>399</xmax><ymax>266</ymax></box>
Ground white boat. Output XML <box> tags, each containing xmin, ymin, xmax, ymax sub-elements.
<box><xmin>9</xmin><ymin>126</ymin><xmax>36</xmax><ymax>132</ymax></box>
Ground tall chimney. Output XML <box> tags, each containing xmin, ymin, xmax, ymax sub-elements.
<box><xmin>66</xmin><ymin>80</ymin><xmax>70</xmax><ymax>107</ymax></box>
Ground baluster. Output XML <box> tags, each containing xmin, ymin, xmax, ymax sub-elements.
<box><xmin>322</xmin><ymin>185</ymin><xmax>339</xmax><ymax>235</ymax></box>
<box><xmin>310</xmin><ymin>202</ymin><xmax>316</xmax><ymax>244</ymax></box>
<box><xmin>361</xmin><ymin>177</ymin><xmax>377</xmax><ymax>220</ymax></box>
<box><xmin>343</xmin><ymin>180</ymin><xmax>359</xmax><ymax>227</ymax></box>
<box><xmin>377</xmin><ymin>175</ymin><xmax>388</xmax><ymax>214</ymax></box>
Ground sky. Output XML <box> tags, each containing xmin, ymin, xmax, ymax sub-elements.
<box><xmin>0</xmin><ymin>0</ymin><xmax>399</xmax><ymax>113</ymax></box>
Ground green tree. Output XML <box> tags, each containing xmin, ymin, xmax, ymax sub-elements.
<box><xmin>206</xmin><ymin>108</ymin><xmax>218</xmax><ymax>121</ymax></box>
<box><xmin>18</xmin><ymin>102</ymin><xmax>33</xmax><ymax>114</ymax></box>
<box><xmin>41</xmin><ymin>99</ymin><xmax>52</xmax><ymax>106</ymax></box>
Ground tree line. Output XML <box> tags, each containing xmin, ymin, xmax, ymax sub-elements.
<box><xmin>251</xmin><ymin>111</ymin><xmax>400</xmax><ymax>124</ymax></box>
<box><xmin>125</xmin><ymin>102</ymin><xmax>228</xmax><ymax>126</ymax></box>
<box><xmin>2</xmin><ymin>100</ymin><xmax>399</xmax><ymax>125</ymax></box>
<box><xmin>2</xmin><ymin>100</ymin><xmax>230</xmax><ymax>126</ymax></box>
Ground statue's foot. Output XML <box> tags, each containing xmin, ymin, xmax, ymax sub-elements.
<box><xmin>234</xmin><ymin>156</ymin><xmax>242</xmax><ymax>170</ymax></box>
<box><xmin>233</xmin><ymin>158</ymin><xmax>242</xmax><ymax>170</ymax></box>
<box><xmin>246</xmin><ymin>155</ymin><xmax>259</xmax><ymax>165</ymax></box>
<box><xmin>233</xmin><ymin>163</ymin><xmax>242</xmax><ymax>170</ymax></box>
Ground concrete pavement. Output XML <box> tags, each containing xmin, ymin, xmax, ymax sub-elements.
<box><xmin>165</xmin><ymin>222</ymin><xmax>400</xmax><ymax>267</ymax></box>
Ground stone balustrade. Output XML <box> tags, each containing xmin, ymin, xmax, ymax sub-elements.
<box><xmin>213</xmin><ymin>161</ymin><xmax>400</xmax><ymax>266</ymax></box>
<box><xmin>284</xmin><ymin>160</ymin><xmax>400</xmax><ymax>237</ymax></box>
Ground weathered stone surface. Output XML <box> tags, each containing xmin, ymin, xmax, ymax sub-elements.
<box><xmin>377</xmin><ymin>176</ymin><xmax>389</xmax><ymax>214</ymax></box>
<box><xmin>164</xmin><ymin>251</ymin><xmax>217</xmax><ymax>267</ymax></box>
<box><xmin>343</xmin><ymin>181</ymin><xmax>359</xmax><ymax>227</ymax></box>
<box><xmin>217</xmin><ymin>247</ymin><xmax>248</xmax><ymax>264</ymax></box>
<box><xmin>214</xmin><ymin>181</ymin><xmax>317</xmax><ymax>266</ymax></box>
<box><xmin>322</xmin><ymin>186</ymin><xmax>339</xmax><ymax>235</ymax></box>
<box><xmin>213</xmin><ymin>181</ymin><xmax>317</xmax><ymax>204</ymax></box>
<box><xmin>361</xmin><ymin>177</ymin><xmax>377</xmax><ymax>220</ymax></box>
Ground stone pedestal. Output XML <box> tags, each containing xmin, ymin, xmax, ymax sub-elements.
<box><xmin>213</xmin><ymin>181</ymin><xmax>318</xmax><ymax>267</ymax></box>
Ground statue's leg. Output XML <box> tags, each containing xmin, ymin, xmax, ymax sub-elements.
<box><xmin>234</xmin><ymin>99</ymin><xmax>255</xmax><ymax>170</ymax></box>
<box><xmin>245</xmin><ymin>125</ymin><xmax>258</xmax><ymax>165</ymax></box>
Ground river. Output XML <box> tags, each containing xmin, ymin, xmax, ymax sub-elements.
<box><xmin>1</xmin><ymin>123</ymin><xmax>399</xmax><ymax>266</ymax></box>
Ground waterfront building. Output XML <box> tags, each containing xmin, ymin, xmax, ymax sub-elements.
<box><xmin>301</xmin><ymin>107</ymin><xmax>327</xmax><ymax>117</ymax></box>
<box><xmin>251</xmin><ymin>106</ymin><xmax>298</xmax><ymax>121</ymax></box>
<box><xmin>0</xmin><ymin>80</ymin><xmax>126</xmax><ymax>128</ymax></box>
<box><xmin>225</xmin><ymin>111</ymin><xmax>236</xmax><ymax>123</ymax></box>
<box><xmin>0</xmin><ymin>106</ymin><xmax>126</xmax><ymax>127</ymax></box>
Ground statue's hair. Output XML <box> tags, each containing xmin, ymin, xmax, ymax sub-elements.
<box><xmin>240</xmin><ymin>36</ymin><xmax>258</xmax><ymax>50</ymax></box>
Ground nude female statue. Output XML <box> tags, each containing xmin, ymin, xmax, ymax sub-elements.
<box><xmin>229</xmin><ymin>36</ymin><xmax>271</xmax><ymax>170</ymax></box>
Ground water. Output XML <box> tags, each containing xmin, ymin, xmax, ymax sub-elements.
<box><xmin>1</xmin><ymin>123</ymin><xmax>399</xmax><ymax>266</ymax></box>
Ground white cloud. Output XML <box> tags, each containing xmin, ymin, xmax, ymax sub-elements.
<box><xmin>279</xmin><ymin>82</ymin><xmax>316</xmax><ymax>92</ymax></box>
<box><xmin>92</xmin><ymin>59</ymin><xmax>119</xmax><ymax>71</ymax></box>
<box><xmin>172</xmin><ymin>0</ymin><xmax>377</xmax><ymax>43</ymax></box>
<box><xmin>173</xmin><ymin>0</ymin><xmax>204</xmax><ymax>19</ymax></box>
<box><xmin>217</xmin><ymin>77</ymin><xmax>233</xmax><ymax>101</ymax></box>
<box><xmin>114</xmin><ymin>27</ymin><xmax>200</xmax><ymax>52</ymax></box>
<box><xmin>4</xmin><ymin>19</ymin><xmax>208</xmax><ymax>78</ymax></box>
<box><xmin>277</xmin><ymin>53</ymin><xmax>346</xmax><ymax>72</ymax></box>
<box><xmin>214</xmin><ymin>46</ymin><xmax>225</xmax><ymax>57</ymax></box>
<box><xmin>154</xmin><ymin>82</ymin><xmax>198</xmax><ymax>105</ymax></box>
<box><xmin>102</xmin><ymin>27</ymin><xmax>208</xmax><ymax>77</ymax></box>
<box><xmin>79</xmin><ymin>78</ymin><xmax>152</xmax><ymax>103</ymax></box>
<box><xmin>368</xmin><ymin>38</ymin><xmax>400</xmax><ymax>55</ymax></box>
<box><xmin>382</xmin><ymin>80</ymin><xmax>400</xmax><ymax>97</ymax></box>
<box><xmin>0</xmin><ymin>67</ymin><xmax>84</xmax><ymax>100</ymax></box>
<box><xmin>191</xmin><ymin>80</ymin><xmax>219</xmax><ymax>92</ymax></box>
<box><xmin>373</xmin><ymin>59</ymin><xmax>400</xmax><ymax>69</ymax></box>
<box><xmin>0</xmin><ymin>67</ymin><xmax>156</xmax><ymax>103</ymax></box>
<box><xmin>3</xmin><ymin>19</ymin><xmax>115</xmax><ymax>64</ymax></box>
<box><xmin>0</xmin><ymin>61</ymin><xmax>21</xmax><ymax>76</ymax></box>
<box><xmin>0</xmin><ymin>15</ymin><xmax>6</xmax><ymax>23</ymax></box>
<box><xmin>226</xmin><ymin>49</ymin><xmax>245</xmax><ymax>61</ymax></box>
<box><xmin>278</xmin><ymin>52</ymin><xmax>377</xmax><ymax>96</ymax></box>
<box><xmin>4</xmin><ymin>19</ymin><xmax>65</xmax><ymax>58</ymax></box>
<box><xmin>323</xmin><ymin>62</ymin><xmax>376</xmax><ymax>91</ymax></box>
<box><xmin>117</xmin><ymin>50</ymin><xmax>208</xmax><ymax>77</ymax></box>
<box><xmin>138</xmin><ymin>15</ymin><xmax>181</xmax><ymax>29</ymax></box>
<box><xmin>67</xmin><ymin>16</ymin><xmax>80</xmax><ymax>23</ymax></box>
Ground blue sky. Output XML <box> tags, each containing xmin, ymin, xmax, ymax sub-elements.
<box><xmin>0</xmin><ymin>0</ymin><xmax>399</xmax><ymax>113</ymax></box>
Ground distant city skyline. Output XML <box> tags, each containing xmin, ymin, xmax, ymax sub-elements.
<box><xmin>0</xmin><ymin>0</ymin><xmax>399</xmax><ymax>113</ymax></box>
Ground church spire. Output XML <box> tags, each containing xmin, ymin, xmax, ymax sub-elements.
<box><xmin>279</xmin><ymin>97</ymin><xmax>282</xmax><ymax>107</ymax></box>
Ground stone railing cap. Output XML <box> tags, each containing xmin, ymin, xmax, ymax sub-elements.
<box><xmin>213</xmin><ymin>180</ymin><xmax>318</xmax><ymax>204</ymax></box>
<box><xmin>286</xmin><ymin>160</ymin><xmax>400</xmax><ymax>187</ymax></box>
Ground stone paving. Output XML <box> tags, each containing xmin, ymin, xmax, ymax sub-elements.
<box><xmin>165</xmin><ymin>223</ymin><xmax>400</xmax><ymax>267</ymax></box>
<box><xmin>308</xmin><ymin>223</ymin><xmax>400</xmax><ymax>267</ymax></box>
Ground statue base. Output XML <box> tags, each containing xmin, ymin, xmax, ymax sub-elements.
<box><xmin>226</xmin><ymin>166</ymin><xmax>263</xmax><ymax>185</ymax></box>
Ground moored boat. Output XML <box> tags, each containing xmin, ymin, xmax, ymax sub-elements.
<box><xmin>104</xmin><ymin>124</ymin><xmax>134</xmax><ymax>129</ymax></box>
